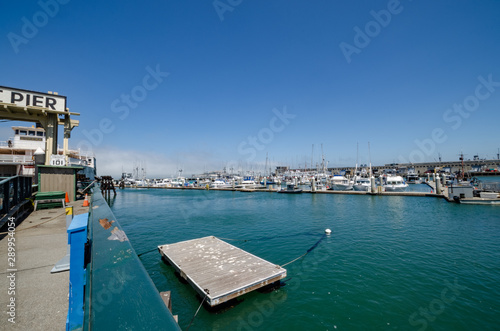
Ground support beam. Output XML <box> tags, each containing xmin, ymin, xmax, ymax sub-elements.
<box><xmin>63</xmin><ymin>114</ymin><xmax>78</xmax><ymax>161</ymax></box>
<box><xmin>42</xmin><ymin>114</ymin><xmax>58</xmax><ymax>165</ymax></box>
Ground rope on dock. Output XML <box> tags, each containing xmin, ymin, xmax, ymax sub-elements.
<box><xmin>280</xmin><ymin>233</ymin><xmax>327</xmax><ymax>268</ymax></box>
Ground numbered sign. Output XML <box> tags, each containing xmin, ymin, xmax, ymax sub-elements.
<box><xmin>50</xmin><ymin>155</ymin><xmax>67</xmax><ymax>166</ymax></box>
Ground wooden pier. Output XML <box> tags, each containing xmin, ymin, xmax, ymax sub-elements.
<box><xmin>158</xmin><ymin>236</ymin><xmax>287</xmax><ymax>307</ymax></box>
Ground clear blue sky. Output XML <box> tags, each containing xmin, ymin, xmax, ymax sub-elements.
<box><xmin>1</xmin><ymin>0</ymin><xmax>500</xmax><ymax>177</ymax></box>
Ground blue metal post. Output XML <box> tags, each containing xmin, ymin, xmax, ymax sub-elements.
<box><xmin>66</xmin><ymin>213</ymin><xmax>89</xmax><ymax>331</ymax></box>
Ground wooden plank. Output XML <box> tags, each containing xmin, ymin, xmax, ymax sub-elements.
<box><xmin>160</xmin><ymin>291</ymin><xmax>172</xmax><ymax>312</ymax></box>
<box><xmin>158</xmin><ymin>236</ymin><xmax>286</xmax><ymax>306</ymax></box>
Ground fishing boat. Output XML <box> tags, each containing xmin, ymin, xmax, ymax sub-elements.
<box><xmin>278</xmin><ymin>183</ymin><xmax>302</xmax><ymax>193</ymax></box>
<box><xmin>451</xmin><ymin>187</ymin><xmax>500</xmax><ymax>205</ymax></box>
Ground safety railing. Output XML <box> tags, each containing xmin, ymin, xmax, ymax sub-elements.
<box><xmin>0</xmin><ymin>154</ymin><xmax>35</xmax><ymax>164</ymax></box>
<box><xmin>0</xmin><ymin>175</ymin><xmax>32</xmax><ymax>219</ymax></box>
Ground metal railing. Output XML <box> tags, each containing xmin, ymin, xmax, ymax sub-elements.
<box><xmin>478</xmin><ymin>181</ymin><xmax>500</xmax><ymax>192</ymax></box>
<box><xmin>0</xmin><ymin>154</ymin><xmax>35</xmax><ymax>164</ymax></box>
<box><xmin>0</xmin><ymin>175</ymin><xmax>32</xmax><ymax>217</ymax></box>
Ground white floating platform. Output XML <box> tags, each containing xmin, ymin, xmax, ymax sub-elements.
<box><xmin>158</xmin><ymin>236</ymin><xmax>286</xmax><ymax>306</ymax></box>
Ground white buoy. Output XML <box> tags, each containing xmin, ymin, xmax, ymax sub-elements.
<box><xmin>325</xmin><ymin>229</ymin><xmax>331</xmax><ymax>235</ymax></box>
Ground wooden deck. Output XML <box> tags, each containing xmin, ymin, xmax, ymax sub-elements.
<box><xmin>158</xmin><ymin>236</ymin><xmax>287</xmax><ymax>306</ymax></box>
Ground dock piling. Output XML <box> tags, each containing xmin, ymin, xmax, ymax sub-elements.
<box><xmin>370</xmin><ymin>176</ymin><xmax>376</xmax><ymax>193</ymax></box>
<box><xmin>436</xmin><ymin>176</ymin><xmax>442</xmax><ymax>195</ymax></box>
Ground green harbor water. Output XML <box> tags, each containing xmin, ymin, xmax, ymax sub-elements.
<box><xmin>110</xmin><ymin>184</ymin><xmax>500</xmax><ymax>330</ymax></box>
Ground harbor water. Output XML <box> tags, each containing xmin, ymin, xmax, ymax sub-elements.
<box><xmin>110</xmin><ymin>183</ymin><xmax>499</xmax><ymax>330</ymax></box>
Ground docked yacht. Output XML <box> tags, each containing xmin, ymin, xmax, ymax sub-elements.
<box><xmin>235</xmin><ymin>177</ymin><xmax>266</xmax><ymax>189</ymax></box>
<box><xmin>209</xmin><ymin>179</ymin><xmax>232</xmax><ymax>189</ymax></box>
<box><xmin>383</xmin><ymin>176</ymin><xmax>408</xmax><ymax>192</ymax></box>
<box><xmin>330</xmin><ymin>175</ymin><xmax>353</xmax><ymax>191</ymax></box>
<box><xmin>353</xmin><ymin>177</ymin><xmax>371</xmax><ymax>191</ymax></box>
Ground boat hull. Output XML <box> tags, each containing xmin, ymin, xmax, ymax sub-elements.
<box><xmin>353</xmin><ymin>185</ymin><xmax>370</xmax><ymax>191</ymax></box>
<box><xmin>331</xmin><ymin>184</ymin><xmax>353</xmax><ymax>191</ymax></box>
<box><xmin>383</xmin><ymin>185</ymin><xmax>408</xmax><ymax>192</ymax></box>
<box><xmin>278</xmin><ymin>189</ymin><xmax>302</xmax><ymax>194</ymax></box>
<box><xmin>456</xmin><ymin>198</ymin><xmax>500</xmax><ymax>205</ymax></box>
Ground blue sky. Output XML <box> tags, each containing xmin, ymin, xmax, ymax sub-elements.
<box><xmin>1</xmin><ymin>0</ymin><xmax>500</xmax><ymax>177</ymax></box>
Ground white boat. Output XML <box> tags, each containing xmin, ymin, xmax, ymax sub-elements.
<box><xmin>350</xmin><ymin>142</ymin><xmax>372</xmax><ymax>192</ymax></box>
<box><xmin>406</xmin><ymin>168</ymin><xmax>422</xmax><ymax>184</ymax></box>
<box><xmin>314</xmin><ymin>183</ymin><xmax>327</xmax><ymax>191</ymax></box>
<box><xmin>353</xmin><ymin>177</ymin><xmax>371</xmax><ymax>191</ymax></box>
<box><xmin>455</xmin><ymin>197</ymin><xmax>500</xmax><ymax>205</ymax></box>
<box><xmin>170</xmin><ymin>177</ymin><xmax>185</xmax><ymax>187</ymax></box>
<box><xmin>132</xmin><ymin>179</ymin><xmax>148</xmax><ymax>187</ymax></box>
<box><xmin>235</xmin><ymin>179</ymin><xmax>255</xmax><ymax>189</ymax></box>
<box><xmin>383</xmin><ymin>175</ymin><xmax>408</xmax><ymax>192</ymax></box>
<box><xmin>152</xmin><ymin>178</ymin><xmax>172</xmax><ymax>187</ymax></box>
<box><xmin>235</xmin><ymin>178</ymin><xmax>266</xmax><ymax>189</ymax></box>
<box><xmin>330</xmin><ymin>175</ymin><xmax>353</xmax><ymax>191</ymax></box>
<box><xmin>209</xmin><ymin>179</ymin><xmax>232</xmax><ymax>189</ymax></box>
<box><xmin>278</xmin><ymin>183</ymin><xmax>302</xmax><ymax>194</ymax></box>
<box><xmin>454</xmin><ymin>191</ymin><xmax>500</xmax><ymax>205</ymax></box>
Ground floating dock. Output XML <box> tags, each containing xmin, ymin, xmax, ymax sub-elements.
<box><xmin>158</xmin><ymin>236</ymin><xmax>287</xmax><ymax>307</ymax></box>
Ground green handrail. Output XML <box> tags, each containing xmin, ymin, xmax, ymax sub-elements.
<box><xmin>83</xmin><ymin>189</ymin><xmax>180</xmax><ymax>330</ymax></box>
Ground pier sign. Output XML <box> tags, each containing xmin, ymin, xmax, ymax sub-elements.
<box><xmin>0</xmin><ymin>86</ymin><xmax>67</xmax><ymax>113</ymax></box>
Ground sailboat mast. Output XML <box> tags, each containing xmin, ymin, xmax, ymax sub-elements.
<box><xmin>321</xmin><ymin>143</ymin><xmax>325</xmax><ymax>174</ymax></box>
<box><xmin>265</xmin><ymin>153</ymin><xmax>269</xmax><ymax>178</ymax></box>
<box><xmin>355</xmin><ymin>142</ymin><xmax>359</xmax><ymax>175</ymax></box>
<box><xmin>311</xmin><ymin>144</ymin><xmax>314</xmax><ymax>174</ymax></box>
<box><xmin>368</xmin><ymin>141</ymin><xmax>372</xmax><ymax>177</ymax></box>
